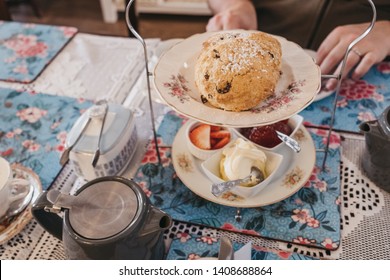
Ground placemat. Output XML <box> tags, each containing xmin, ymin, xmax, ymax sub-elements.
<box><xmin>0</xmin><ymin>21</ymin><xmax>77</xmax><ymax>83</ymax></box>
<box><xmin>133</xmin><ymin>111</ymin><xmax>341</xmax><ymax>250</ymax></box>
<box><xmin>300</xmin><ymin>62</ymin><xmax>390</xmax><ymax>133</ymax></box>
<box><xmin>0</xmin><ymin>87</ymin><xmax>93</xmax><ymax>189</ymax></box>
<box><xmin>166</xmin><ymin>233</ymin><xmax>316</xmax><ymax>260</ymax></box>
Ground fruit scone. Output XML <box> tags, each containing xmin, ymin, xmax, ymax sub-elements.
<box><xmin>195</xmin><ymin>31</ymin><xmax>282</xmax><ymax>112</ymax></box>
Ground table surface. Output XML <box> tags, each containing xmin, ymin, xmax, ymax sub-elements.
<box><xmin>0</xmin><ymin>29</ymin><xmax>389</xmax><ymax>260</ymax></box>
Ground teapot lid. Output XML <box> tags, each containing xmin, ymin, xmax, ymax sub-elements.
<box><xmin>56</xmin><ymin>178</ymin><xmax>142</xmax><ymax>240</ymax></box>
<box><xmin>66</xmin><ymin>103</ymin><xmax>134</xmax><ymax>155</ymax></box>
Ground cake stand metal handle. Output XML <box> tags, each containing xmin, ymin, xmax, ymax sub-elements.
<box><xmin>321</xmin><ymin>0</ymin><xmax>376</xmax><ymax>170</ymax></box>
<box><xmin>125</xmin><ymin>0</ymin><xmax>162</xmax><ymax>166</ymax></box>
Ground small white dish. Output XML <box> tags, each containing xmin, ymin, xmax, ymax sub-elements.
<box><xmin>186</xmin><ymin>120</ymin><xmax>235</xmax><ymax>161</ymax></box>
<box><xmin>233</xmin><ymin>114</ymin><xmax>303</xmax><ymax>152</ymax></box>
<box><xmin>200</xmin><ymin>141</ymin><xmax>283</xmax><ymax>198</ymax></box>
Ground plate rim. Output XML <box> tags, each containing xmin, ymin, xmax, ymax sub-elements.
<box><xmin>303</xmin><ymin>49</ymin><xmax>334</xmax><ymax>102</ymax></box>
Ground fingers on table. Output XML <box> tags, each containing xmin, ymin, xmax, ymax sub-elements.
<box><xmin>352</xmin><ymin>52</ymin><xmax>376</xmax><ymax>80</ymax></box>
<box><xmin>322</xmin><ymin>43</ymin><xmax>379</xmax><ymax>89</ymax></box>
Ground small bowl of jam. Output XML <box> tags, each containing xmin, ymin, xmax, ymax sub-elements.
<box><xmin>233</xmin><ymin>114</ymin><xmax>303</xmax><ymax>152</ymax></box>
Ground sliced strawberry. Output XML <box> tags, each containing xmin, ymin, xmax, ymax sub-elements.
<box><xmin>210</xmin><ymin>125</ymin><xmax>221</xmax><ymax>132</ymax></box>
<box><xmin>189</xmin><ymin>124</ymin><xmax>211</xmax><ymax>149</ymax></box>
<box><xmin>210</xmin><ymin>137</ymin><xmax>218</xmax><ymax>147</ymax></box>
<box><xmin>212</xmin><ymin>136</ymin><xmax>230</xmax><ymax>149</ymax></box>
<box><xmin>210</xmin><ymin>130</ymin><xmax>231</xmax><ymax>139</ymax></box>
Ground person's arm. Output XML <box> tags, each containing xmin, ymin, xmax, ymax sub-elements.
<box><xmin>317</xmin><ymin>20</ymin><xmax>390</xmax><ymax>90</ymax></box>
<box><xmin>206</xmin><ymin>0</ymin><xmax>257</xmax><ymax>31</ymax></box>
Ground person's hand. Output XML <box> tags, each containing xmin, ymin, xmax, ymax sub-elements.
<box><xmin>206</xmin><ymin>1</ymin><xmax>257</xmax><ymax>31</ymax></box>
<box><xmin>317</xmin><ymin>21</ymin><xmax>390</xmax><ymax>91</ymax></box>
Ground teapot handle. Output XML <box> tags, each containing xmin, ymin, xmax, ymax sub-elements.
<box><xmin>32</xmin><ymin>191</ymin><xmax>63</xmax><ymax>240</ymax></box>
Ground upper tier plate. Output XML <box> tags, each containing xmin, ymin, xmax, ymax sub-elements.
<box><xmin>153</xmin><ymin>30</ymin><xmax>321</xmax><ymax>127</ymax></box>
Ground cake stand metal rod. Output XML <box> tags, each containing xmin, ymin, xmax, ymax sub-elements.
<box><xmin>125</xmin><ymin>0</ymin><xmax>162</xmax><ymax>166</ymax></box>
<box><xmin>321</xmin><ymin>0</ymin><xmax>376</xmax><ymax>170</ymax></box>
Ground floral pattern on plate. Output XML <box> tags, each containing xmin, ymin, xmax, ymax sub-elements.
<box><xmin>301</xmin><ymin>61</ymin><xmax>390</xmax><ymax>133</ymax></box>
<box><xmin>0</xmin><ymin>21</ymin><xmax>78</xmax><ymax>83</ymax></box>
<box><xmin>251</xmin><ymin>79</ymin><xmax>307</xmax><ymax>114</ymax></box>
<box><xmin>133</xmin><ymin>111</ymin><xmax>341</xmax><ymax>250</ymax></box>
<box><xmin>0</xmin><ymin>87</ymin><xmax>93</xmax><ymax>189</ymax></box>
<box><xmin>163</xmin><ymin>74</ymin><xmax>191</xmax><ymax>103</ymax></box>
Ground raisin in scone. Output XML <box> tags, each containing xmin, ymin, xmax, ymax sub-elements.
<box><xmin>195</xmin><ymin>31</ymin><xmax>282</xmax><ymax>112</ymax></box>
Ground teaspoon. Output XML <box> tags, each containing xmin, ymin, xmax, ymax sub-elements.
<box><xmin>276</xmin><ymin>131</ymin><xmax>301</xmax><ymax>153</ymax></box>
<box><xmin>211</xmin><ymin>166</ymin><xmax>264</xmax><ymax>197</ymax></box>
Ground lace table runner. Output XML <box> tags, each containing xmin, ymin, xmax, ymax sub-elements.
<box><xmin>0</xmin><ymin>21</ymin><xmax>77</xmax><ymax>83</ymax></box>
<box><xmin>0</xmin><ymin>33</ymin><xmax>160</xmax><ymax>103</ymax></box>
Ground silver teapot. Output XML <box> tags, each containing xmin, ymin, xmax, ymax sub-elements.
<box><xmin>359</xmin><ymin>106</ymin><xmax>390</xmax><ymax>191</ymax></box>
<box><xmin>32</xmin><ymin>177</ymin><xmax>172</xmax><ymax>259</ymax></box>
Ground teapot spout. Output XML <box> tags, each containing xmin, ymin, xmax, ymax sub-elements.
<box><xmin>359</xmin><ymin>121</ymin><xmax>371</xmax><ymax>134</ymax></box>
<box><xmin>139</xmin><ymin>205</ymin><xmax>172</xmax><ymax>236</ymax></box>
<box><xmin>359</xmin><ymin>120</ymin><xmax>381</xmax><ymax>136</ymax></box>
<box><xmin>360</xmin><ymin>106</ymin><xmax>390</xmax><ymax>138</ymax></box>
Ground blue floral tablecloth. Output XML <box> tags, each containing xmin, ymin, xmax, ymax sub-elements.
<box><xmin>134</xmin><ymin>111</ymin><xmax>341</xmax><ymax>251</ymax></box>
<box><xmin>0</xmin><ymin>87</ymin><xmax>93</xmax><ymax>189</ymax></box>
<box><xmin>0</xmin><ymin>21</ymin><xmax>77</xmax><ymax>83</ymax></box>
<box><xmin>301</xmin><ymin>62</ymin><xmax>390</xmax><ymax>133</ymax></box>
<box><xmin>166</xmin><ymin>233</ymin><xmax>315</xmax><ymax>260</ymax></box>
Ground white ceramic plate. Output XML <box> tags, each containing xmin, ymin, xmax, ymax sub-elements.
<box><xmin>153</xmin><ymin>38</ymin><xmax>184</xmax><ymax>58</ymax></box>
<box><xmin>314</xmin><ymin>86</ymin><xmax>334</xmax><ymax>102</ymax></box>
<box><xmin>172</xmin><ymin>121</ymin><xmax>316</xmax><ymax>208</ymax></box>
<box><xmin>0</xmin><ymin>164</ymin><xmax>42</xmax><ymax>245</ymax></box>
<box><xmin>154</xmin><ymin>30</ymin><xmax>321</xmax><ymax>127</ymax></box>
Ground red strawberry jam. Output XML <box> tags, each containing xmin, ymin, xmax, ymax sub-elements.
<box><xmin>240</xmin><ymin>120</ymin><xmax>292</xmax><ymax>148</ymax></box>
